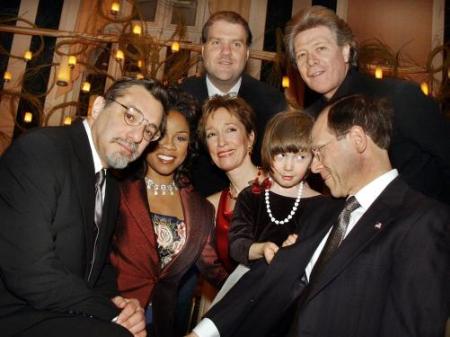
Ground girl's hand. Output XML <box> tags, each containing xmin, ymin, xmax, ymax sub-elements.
<box><xmin>282</xmin><ymin>233</ymin><xmax>298</xmax><ymax>247</ymax></box>
<box><xmin>262</xmin><ymin>241</ymin><xmax>279</xmax><ymax>263</ymax></box>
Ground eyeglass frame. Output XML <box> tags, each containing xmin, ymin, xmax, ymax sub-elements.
<box><xmin>109</xmin><ymin>98</ymin><xmax>161</xmax><ymax>142</ymax></box>
<box><xmin>311</xmin><ymin>132</ymin><xmax>348</xmax><ymax>162</ymax></box>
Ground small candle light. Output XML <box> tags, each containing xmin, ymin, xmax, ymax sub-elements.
<box><xmin>137</xmin><ymin>60</ymin><xmax>143</xmax><ymax>68</ymax></box>
<box><xmin>24</xmin><ymin>112</ymin><xmax>33</xmax><ymax>123</ymax></box>
<box><xmin>111</xmin><ymin>2</ymin><xmax>120</xmax><ymax>15</ymax></box>
<box><xmin>68</xmin><ymin>55</ymin><xmax>77</xmax><ymax>68</ymax></box>
<box><xmin>171</xmin><ymin>42</ymin><xmax>180</xmax><ymax>53</ymax></box>
<box><xmin>281</xmin><ymin>76</ymin><xmax>290</xmax><ymax>88</ymax></box>
<box><xmin>3</xmin><ymin>71</ymin><xmax>12</xmax><ymax>82</ymax></box>
<box><xmin>133</xmin><ymin>24</ymin><xmax>142</xmax><ymax>36</ymax></box>
<box><xmin>420</xmin><ymin>82</ymin><xmax>429</xmax><ymax>96</ymax></box>
<box><xmin>63</xmin><ymin>116</ymin><xmax>72</xmax><ymax>125</ymax></box>
<box><xmin>375</xmin><ymin>66</ymin><xmax>383</xmax><ymax>79</ymax></box>
<box><xmin>115</xmin><ymin>49</ymin><xmax>124</xmax><ymax>61</ymax></box>
<box><xmin>136</xmin><ymin>73</ymin><xmax>144</xmax><ymax>80</ymax></box>
<box><xmin>81</xmin><ymin>81</ymin><xmax>91</xmax><ymax>93</ymax></box>
<box><xmin>24</xmin><ymin>50</ymin><xmax>32</xmax><ymax>61</ymax></box>
<box><xmin>57</xmin><ymin>58</ymin><xmax>71</xmax><ymax>86</ymax></box>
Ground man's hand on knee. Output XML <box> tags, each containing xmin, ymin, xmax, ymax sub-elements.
<box><xmin>112</xmin><ymin>296</ymin><xmax>146</xmax><ymax>337</ymax></box>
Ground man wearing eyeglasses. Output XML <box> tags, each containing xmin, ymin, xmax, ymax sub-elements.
<box><xmin>186</xmin><ymin>94</ymin><xmax>449</xmax><ymax>337</ymax></box>
<box><xmin>0</xmin><ymin>78</ymin><xmax>168</xmax><ymax>337</ymax></box>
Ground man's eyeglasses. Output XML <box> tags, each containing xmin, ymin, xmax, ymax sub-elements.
<box><xmin>109</xmin><ymin>99</ymin><xmax>161</xmax><ymax>142</ymax></box>
<box><xmin>311</xmin><ymin>134</ymin><xmax>348</xmax><ymax>162</ymax></box>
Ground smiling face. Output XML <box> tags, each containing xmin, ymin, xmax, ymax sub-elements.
<box><xmin>145</xmin><ymin>110</ymin><xmax>190</xmax><ymax>181</ymax></box>
<box><xmin>202</xmin><ymin>20</ymin><xmax>249</xmax><ymax>92</ymax></box>
<box><xmin>271</xmin><ymin>151</ymin><xmax>312</xmax><ymax>190</ymax></box>
<box><xmin>294</xmin><ymin>25</ymin><xmax>350</xmax><ymax>99</ymax></box>
<box><xmin>90</xmin><ymin>85</ymin><xmax>164</xmax><ymax>169</ymax></box>
<box><xmin>204</xmin><ymin>107</ymin><xmax>254</xmax><ymax>173</ymax></box>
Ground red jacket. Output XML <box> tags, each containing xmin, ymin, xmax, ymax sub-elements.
<box><xmin>110</xmin><ymin>179</ymin><xmax>227</xmax><ymax>337</ymax></box>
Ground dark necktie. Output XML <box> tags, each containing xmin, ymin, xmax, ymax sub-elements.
<box><xmin>94</xmin><ymin>169</ymin><xmax>106</xmax><ymax>227</ymax></box>
<box><xmin>288</xmin><ymin>196</ymin><xmax>360</xmax><ymax>337</ymax></box>
<box><xmin>88</xmin><ymin>170</ymin><xmax>105</xmax><ymax>281</ymax></box>
<box><xmin>309</xmin><ymin>196</ymin><xmax>360</xmax><ymax>283</ymax></box>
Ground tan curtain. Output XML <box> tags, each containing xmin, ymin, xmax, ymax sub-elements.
<box><xmin>208</xmin><ymin>0</ymin><xmax>251</xmax><ymax>20</ymax></box>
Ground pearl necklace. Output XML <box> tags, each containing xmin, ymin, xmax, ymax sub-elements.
<box><xmin>145</xmin><ymin>177</ymin><xmax>178</xmax><ymax>196</ymax></box>
<box><xmin>265</xmin><ymin>181</ymin><xmax>304</xmax><ymax>225</ymax></box>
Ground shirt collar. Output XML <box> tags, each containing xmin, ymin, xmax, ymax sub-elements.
<box><xmin>206</xmin><ymin>75</ymin><xmax>242</xmax><ymax>97</ymax></box>
<box><xmin>353</xmin><ymin>169</ymin><xmax>399</xmax><ymax>211</ymax></box>
<box><xmin>83</xmin><ymin>119</ymin><xmax>104</xmax><ymax>174</ymax></box>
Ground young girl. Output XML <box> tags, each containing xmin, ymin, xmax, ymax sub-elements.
<box><xmin>228</xmin><ymin>110</ymin><xmax>330</xmax><ymax>266</ymax></box>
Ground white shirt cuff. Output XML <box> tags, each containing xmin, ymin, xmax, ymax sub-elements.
<box><xmin>192</xmin><ymin>318</ymin><xmax>220</xmax><ymax>337</ymax></box>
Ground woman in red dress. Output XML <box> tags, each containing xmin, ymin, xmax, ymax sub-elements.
<box><xmin>198</xmin><ymin>95</ymin><xmax>259</xmax><ymax>272</ymax></box>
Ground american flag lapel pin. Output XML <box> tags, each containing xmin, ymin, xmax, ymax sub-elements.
<box><xmin>374</xmin><ymin>222</ymin><xmax>383</xmax><ymax>229</ymax></box>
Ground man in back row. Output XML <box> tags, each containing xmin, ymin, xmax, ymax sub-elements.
<box><xmin>181</xmin><ymin>10</ymin><xmax>286</xmax><ymax>196</ymax></box>
<box><xmin>286</xmin><ymin>5</ymin><xmax>450</xmax><ymax>204</ymax></box>
<box><xmin>189</xmin><ymin>94</ymin><xmax>449</xmax><ymax>337</ymax></box>
<box><xmin>0</xmin><ymin>79</ymin><xmax>169</xmax><ymax>337</ymax></box>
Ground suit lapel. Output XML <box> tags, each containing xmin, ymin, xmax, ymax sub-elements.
<box><xmin>68</xmin><ymin>122</ymin><xmax>96</xmax><ymax>270</ymax></box>
<box><xmin>198</xmin><ymin>77</ymin><xmax>209</xmax><ymax>102</ymax></box>
<box><xmin>122</xmin><ymin>179</ymin><xmax>159</xmax><ymax>252</ymax></box>
<box><xmin>188</xmin><ymin>76</ymin><xmax>209</xmax><ymax>103</ymax></box>
<box><xmin>269</xmin><ymin>220</ymin><xmax>335</xmax><ymax>284</ymax></box>
<box><xmin>70</xmin><ymin>122</ymin><xmax>95</xmax><ymax>224</ymax></box>
<box><xmin>160</xmin><ymin>188</ymin><xmax>208</xmax><ymax>278</ymax></box>
<box><xmin>237</xmin><ymin>74</ymin><xmax>252</xmax><ymax>102</ymax></box>
<box><xmin>305</xmin><ymin>178</ymin><xmax>405</xmax><ymax>302</ymax></box>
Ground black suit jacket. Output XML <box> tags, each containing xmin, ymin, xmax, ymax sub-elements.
<box><xmin>0</xmin><ymin>122</ymin><xmax>120</xmax><ymax>336</ymax></box>
<box><xmin>180</xmin><ymin>74</ymin><xmax>286</xmax><ymax>196</ymax></box>
<box><xmin>207</xmin><ymin>178</ymin><xmax>450</xmax><ymax>337</ymax></box>
<box><xmin>306</xmin><ymin>68</ymin><xmax>450</xmax><ymax>204</ymax></box>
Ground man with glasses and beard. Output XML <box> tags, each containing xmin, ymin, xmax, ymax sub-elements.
<box><xmin>0</xmin><ymin>79</ymin><xmax>168</xmax><ymax>337</ymax></box>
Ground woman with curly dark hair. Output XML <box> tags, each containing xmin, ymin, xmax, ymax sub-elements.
<box><xmin>110</xmin><ymin>87</ymin><xmax>227</xmax><ymax>337</ymax></box>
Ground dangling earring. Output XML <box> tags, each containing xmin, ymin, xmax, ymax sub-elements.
<box><xmin>248</xmin><ymin>145</ymin><xmax>253</xmax><ymax>155</ymax></box>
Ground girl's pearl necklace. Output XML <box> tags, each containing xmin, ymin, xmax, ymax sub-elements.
<box><xmin>265</xmin><ymin>181</ymin><xmax>304</xmax><ymax>225</ymax></box>
<box><xmin>145</xmin><ymin>177</ymin><xmax>178</xmax><ymax>196</ymax></box>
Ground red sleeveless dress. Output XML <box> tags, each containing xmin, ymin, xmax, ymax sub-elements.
<box><xmin>215</xmin><ymin>188</ymin><xmax>236</xmax><ymax>273</ymax></box>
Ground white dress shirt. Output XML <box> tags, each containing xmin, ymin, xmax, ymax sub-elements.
<box><xmin>304</xmin><ymin>169</ymin><xmax>398</xmax><ymax>280</ymax></box>
<box><xmin>83</xmin><ymin>120</ymin><xmax>106</xmax><ymax>200</ymax></box>
<box><xmin>83</xmin><ymin>119</ymin><xmax>115</xmax><ymax>318</ymax></box>
<box><xmin>193</xmin><ymin>169</ymin><xmax>399</xmax><ymax>337</ymax></box>
<box><xmin>206</xmin><ymin>75</ymin><xmax>242</xmax><ymax>97</ymax></box>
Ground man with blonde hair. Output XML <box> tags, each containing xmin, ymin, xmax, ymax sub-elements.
<box><xmin>285</xmin><ymin>5</ymin><xmax>450</xmax><ymax>205</ymax></box>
